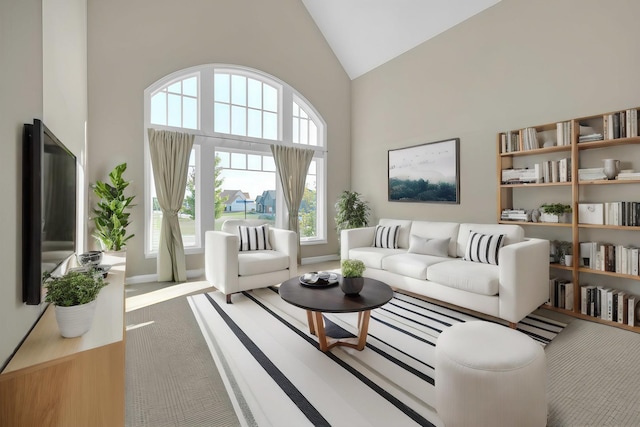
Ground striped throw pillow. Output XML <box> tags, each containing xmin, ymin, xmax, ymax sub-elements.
<box><xmin>373</xmin><ymin>225</ymin><xmax>400</xmax><ymax>249</ymax></box>
<box><xmin>238</xmin><ymin>224</ymin><xmax>271</xmax><ymax>251</ymax></box>
<box><xmin>463</xmin><ymin>231</ymin><xmax>505</xmax><ymax>265</ymax></box>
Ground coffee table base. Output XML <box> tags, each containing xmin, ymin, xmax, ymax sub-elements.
<box><xmin>306</xmin><ymin>310</ymin><xmax>371</xmax><ymax>352</ymax></box>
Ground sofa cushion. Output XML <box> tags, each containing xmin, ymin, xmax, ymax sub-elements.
<box><xmin>378</xmin><ymin>219</ymin><xmax>413</xmax><ymax>249</ymax></box>
<box><xmin>463</xmin><ymin>231</ymin><xmax>505</xmax><ymax>265</ymax></box>
<box><xmin>348</xmin><ymin>247</ymin><xmax>405</xmax><ymax>269</ymax></box>
<box><xmin>408</xmin><ymin>235</ymin><xmax>450</xmax><ymax>257</ymax></box>
<box><xmin>238</xmin><ymin>250</ymin><xmax>289</xmax><ymax>276</ymax></box>
<box><xmin>456</xmin><ymin>223</ymin><xmax>524</xmax><ymax>258</ymax></box>
<box><xmin>409</xmin><ymin>221</ymin><xmax>460</xmax><ymax>257</ymax></box>
<box><xmin>373</xmin><ymin>225</ymin><xmax>400</xmax><ymax>249</ymax></box>
<box><xmin>427</xmin><ymin>259</ymin><xmax>500</xmax><ymax>296</ymax></box>
<box><xmin>238</xmin><ymin>224</ymin><xmax>272</xmax><ymax>251</ymax></box>
<box><xmin>382</xmin><ymin>253</ymin><xmax>450</xmax><ymax>280</ymax></box>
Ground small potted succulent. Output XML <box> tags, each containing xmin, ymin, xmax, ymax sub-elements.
<box><xmin>340</xmin><ymin>259</ymin><xmax>366</xmax><ymax>295</ymax></box>
<box><xmin>540</xmin><ymin>203</ymin><xmax>572</xmax><ymax>223</ymax></box>
<box><xmin>44</xmin><ymin>270</ymin><xmax>107</xmax><ymax>338</ymax></box>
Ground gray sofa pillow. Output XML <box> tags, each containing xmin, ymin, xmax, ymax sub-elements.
<box><xmin>407</xmin><ymin>234</ymin><xmax>450</xmax><ymax>257</ymax></box>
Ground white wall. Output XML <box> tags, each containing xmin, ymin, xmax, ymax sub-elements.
<box><xmin>87</xmin><ymin>0</ymin><xmax>351</xmax><ymax>277</ymax></box>
<box><xmin>0</xmin><ymin>0</ymin><xmax>87</xmax><ymax>367</ymax></box>
<box><xmin>352</xmin><ymin>0</ymin><xmax>640</xmax><ymax>225</ymax></box>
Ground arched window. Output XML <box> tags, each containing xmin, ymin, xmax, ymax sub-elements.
<box><xmin>143</xmin><ymin>64</ymin><xmax>327</xmax><ymax>257</ymax></box>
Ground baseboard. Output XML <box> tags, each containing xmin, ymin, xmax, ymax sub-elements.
<box><xmin>125</xmin><ymin>268</ymin><xmax>205</xmax><ymax>285</ymax></box>
<box><xmin>300</xmin><ymin>254</ymin><xmax>340</xmax><ymax>265</ymax></box>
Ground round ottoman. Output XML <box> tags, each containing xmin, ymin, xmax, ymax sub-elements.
<box><xmin>435</xmin><ymin>321</ymin><xmax>547</xmax><ymax>427</ymax></box>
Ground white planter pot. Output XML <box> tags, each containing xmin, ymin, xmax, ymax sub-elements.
<box><xmin>54</xmin><ymin>299</ymin><xmax>98</xmax><ymax>338</ymax></box>
<box><xmin>541</xmin><ymin>212</ymin><xmax>571</xmax><ymax>223</ymax></box>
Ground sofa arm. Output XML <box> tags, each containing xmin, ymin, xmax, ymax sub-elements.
<box><xmin>270</xmin><ymin>227</ymin><xmax>298</xmax><ymax>278</ymax></box>
<box><xmin>341</xmin><ymin>227</ymin><xmax>376</xmax><ymax>261</ymax></box>
<box><xmin>205</xmin><ymin>230</ymin><xmax>239</xmax><ymax>294</ymax></box>
<box><xmin>498</xmin><ymin>238</ymin><xmax>550</xmax><ymax>323</ymax></box>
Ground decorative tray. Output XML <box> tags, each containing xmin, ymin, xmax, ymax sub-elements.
<box><xmin>299</xmin><ymin>272</ymin><xmax>339</xmax><ymax>287</ymax></box>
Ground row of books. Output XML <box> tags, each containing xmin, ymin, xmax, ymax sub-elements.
<box><xmin>580</xmin><ymin>242</ymin><xmax>640</xmax><ymax>275</ymax></box>
<box><xmin>580</xmin><ymin>285</ymin><xmax>639</xmax><ymax>326</ymax></box>
<box><xmin>555</xmin><ymin>121</ymin><xmax>571</xmax><ymax>146</ymax></box>
<box><xmin>578</xmin><ymin>202</ymin><xmax>640</xmax><ymax>226</ymax></box>
<box><xmin>547</xmin><ymin>278</ymin><xmax>574</xmax><ymax>310</ymax></box>
<box><xmin>601</xmin><ymin>109</ymin><xmax>638</xmax><ymax>140</ymax></box>
<box><xmin>521</xmin><ymin>127</ymin><xmax>540</xmax><ymax>151</ymax></box>
<box><xmin>500</xmin><ymin>131</ymin><xmax>521</xmax><ymax>153</ymax></box>
<box><xmin>500</xmin><ymin>158</ymin><xmax>571</xmax><ymax>184</ymax></box>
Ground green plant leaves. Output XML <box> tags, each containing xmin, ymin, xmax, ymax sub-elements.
<box><xmin>44</xmin><ymin>271</ymin><xmax>107</xmax><ymax>307</ymax></box>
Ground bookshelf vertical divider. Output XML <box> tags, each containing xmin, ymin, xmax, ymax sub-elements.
<box><xmin>497</xmin><ymin>107</ymin><xmax>640</xmax><ymax>333</ymax></box>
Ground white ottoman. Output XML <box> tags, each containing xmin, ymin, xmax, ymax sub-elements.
<box><xmin>435</xmin><ymin>321</ymin><xmax>547</xmax><ymax>427</ymax></box>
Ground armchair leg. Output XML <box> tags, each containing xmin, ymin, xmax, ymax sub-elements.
<box><xmin>509</xmin><ymin>322</ymin><xmax>517</xmax><ymax>329</ymax></box>
<box><xmin>226</xmin><ymin>294</ymin><xmax>232</xmax><ymax>304</ymax></box>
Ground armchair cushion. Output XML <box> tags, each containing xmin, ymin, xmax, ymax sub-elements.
<box><xmin>238</xmin><ymin>250</ymin><xmax>290</xmax><ymax>276</ymax></box>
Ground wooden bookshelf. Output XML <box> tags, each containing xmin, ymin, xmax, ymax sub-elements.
<box><xmin>0</xmin><ymin>253</ymin><xmax>126</xmax><ymax>426</ymax></box>
<box><xmin>497</xmin><ymin>106</ymin><xmax>640</xmax><ymax>332</ymax></box>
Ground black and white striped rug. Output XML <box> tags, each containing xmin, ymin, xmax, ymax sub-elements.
<box><xmin>188</xmin><ymin>287</ymin><xmax>565</xmax><ymax>427</ymax></box>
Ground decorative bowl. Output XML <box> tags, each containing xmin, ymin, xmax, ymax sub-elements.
<box><xmin>77</xmin><ymin>251</ymin><xmax>103</xmax><ymax>267</ymax></box>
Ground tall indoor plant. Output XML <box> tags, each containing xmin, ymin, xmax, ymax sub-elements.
<box><xmin>91</xmin><ymin>163</ymin><xmax>135</xmax><ymax>251</ymax></box>
<box><xmin>335</xmin><ymin>190</ymin><xmax>371</xmax><ymax>236</ymax></box>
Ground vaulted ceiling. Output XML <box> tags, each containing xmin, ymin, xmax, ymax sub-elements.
<box><xmin>301</xmin><ymin>0</ymin><xmax>502</xmax><ymax>79</ymax></box>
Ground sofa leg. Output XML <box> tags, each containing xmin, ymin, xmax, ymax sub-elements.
<box><xmin>509</xmin><ymin>322</ymin><xmax>517</xmax><ymax>329</ymax></box>
<box><xmin>226</xmin><ymin>294</ymin><xmax>232</xmax><ymax>304</ymax></box>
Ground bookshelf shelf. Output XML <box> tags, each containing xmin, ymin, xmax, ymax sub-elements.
<box><xmin>497</xmin><ymin>105</ymin><xmax>640</xmax><ymax>332</ymax></box>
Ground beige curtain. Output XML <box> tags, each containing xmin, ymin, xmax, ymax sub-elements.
<box><xmin>147</xmin><ymin>129</ymin><xmax>194</xmax><ymax>282</ymax></box>
<box><xmin>270</xmin><ymin>145</ymin><xmax>314</xmax><ymax>265</ymax></box>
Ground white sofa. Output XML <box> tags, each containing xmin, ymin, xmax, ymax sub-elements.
<box><xmin>205</xmin><ymin>219</ymin><xmax>297</xmax><ymax>303</ymax></box>
<box><xmin>341</xmin><ymin>219</ymin><xmax>550</xmax><ymax>324</ymax></box>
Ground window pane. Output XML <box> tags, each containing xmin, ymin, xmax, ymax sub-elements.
<box><xmin>309</xmin><ymin>121</ymin><xmax>318</xmax><ymax>145</ymax></box>
<box><xmin>183</xmin><ymin>77</ymin><xmax>197</xmax><ymax>97</ymax></box>
<box><xmin>168</xmin><ymin>93</ymin><xmax>182</xmax><ymax>127</ymax></box>
<box><xmin>300</xmin><ymin>108</ymin><xmax>308</xmax><ymax>119</ymax></box>
<box><xmin>214</xmin><ymin>102</ymin><xmax>230</xmax><ymax>133</ymax></box>
<box><xmin>179</xmin><ymin>157</ymin><xmax>197</xmax><ymax>247</ymax></box>
<box><xmin>167</xmin><ymin>81</ymin><xmax>181</xmax><ymax>94</ymax></box>
<box><xmin>292</xmin><ymin>118</ymin><xmax>299</xmax><ymax>143</ymax></box>
<box><xmin>263</xmin><ymin>84</ymin><xmax>277</xmax><ymax>112</ymax></box>
<box><xmin>183</xmin><ymin>97</ymin><xmax>198</xmax><ymax>129</ymax></box>
<box><xmin>217</xmin><ymin>151</ymin><xmax>230</xmax><ymax>168</ymax></box>
<box><xmin>231</xmin><ymin>152</ymin><xmax>246</xmax><ymax>169</ymax></box>
<box><xmin>247</xmin><ymin>109</ymin><xmax>262</xmax><ymax>138</ymax></box>
<box><xmin>300</xmin><ymin>172</ymin><xmax>317</xmax><ymax>238</ymax></box>
<box><xmin>263</xmin><ymin>111</ymin><xmax>277</xmax><ymax>140</ymax></box>
<box><xmin>300</xmin><ymin>119</ymin><xmax>308</xmax><ymax>144</ymax></box>
<box><xmin>263</xmin><ymin>156</ymin><xmax>275</xmax><ymax>172</ymax></box>
<box><xmin>307</xmin><ymin>160</ymin><xmax>316</xmax><ymax>175</ymax></box>
<box><xmin>214</xmin><ymin>73</ymin><xmax>230</xmax><ymax>102</ymax></box>
<box><xmin>247</xmin><ymin>79</ymin><xmax>262</xmax><ymax>109</ymax></box>
<box><xmin>231</xmin><ymin>105</ymin><xmax>247</xmax><ymax>136</ymax></box>
<box><xmin>231</xmin><ymin>75</ymin><xmax>246</xmax><ymax>106</ymax></box>
<box><xmin>150</xmin><ymin>92</ymin><xmax>167</xmax><ymax>125</ymax></box>
<box><xmin>247</xmin><ymin>154</ymin><xmax>261</xmax><ymax>170</ymax></box>
<box><xmin>293</xmin><ymin>101</ymin><xmax>299</xmax><ymax>116</ymax></box>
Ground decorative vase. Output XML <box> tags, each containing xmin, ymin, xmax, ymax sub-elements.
<box><xmin>54</xmin><ymin>299</ymin><xmax>98</xmax><ymax>338</ymax></box>
<box><xmin>339</xmin><ymin>277</ymin><xmax>364</xmax><ymax>295</ymax></box>
<box><xmin>603</xmin><ymin>159</ymin><xmax>620</xmax><ymax>180</ymax></box>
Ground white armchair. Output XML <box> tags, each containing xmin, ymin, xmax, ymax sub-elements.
<box><xmin>205</xmin><ymin>219</ymin><xmax>297</xmax><ymax>303</ymax></box>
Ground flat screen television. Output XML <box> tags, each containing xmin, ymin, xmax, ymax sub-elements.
<box><xmin>23</xmin><ymin>119</ymin><xmax>77</xmax><ymax>305</ymax></box>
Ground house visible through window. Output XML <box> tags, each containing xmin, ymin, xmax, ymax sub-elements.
<box><xmin>143</xmin><ymin>64</ymin><xmax>327</xmax><ymax>257</ymax></box>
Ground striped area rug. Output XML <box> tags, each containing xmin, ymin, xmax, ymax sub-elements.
<box><xmin>188</xmin><ymin>287</ymin><xmax>565</xmax><ymax>427</ymax></box>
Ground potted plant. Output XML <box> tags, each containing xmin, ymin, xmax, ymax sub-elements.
<box><xmin>335</xmin><ymin>191</ymin><xmax>371</xmax><ymax>251</ymax></box>
<box><xmin>91</xmin><ymin>163</ymin><xmax>135</xmax><ymax>251</ymax></box>
<box><xmin>44</xmin><ymin>270</ymin><xmax>107</xmax><ymax>338</ymax></box>
<box><xmin>540</xmin><ymin>203</ymin><xmax>572</xmax><ymax>223</ymax></box>
<box><xmin>340</xmin><ymin>259</ymin><xmax>366</xmax><ymax>295</ymax></box>
<box><xmin>555</xmin><ymin>240</ymin><xmax>573</xmax><ymax>266</ymax></box>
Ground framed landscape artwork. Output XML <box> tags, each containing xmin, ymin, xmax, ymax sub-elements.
<box><xmin>388</xmin><ymin>138</ymin><xmax>460</xmax><ymax>204</ymax></box>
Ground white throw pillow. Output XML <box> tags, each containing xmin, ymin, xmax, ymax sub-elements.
<box><xmin>373</xmin><ymin>225</ymin><xmax>400</xmax><ymax>249</ymax></box>
<box><xmin>238</xmin><ymin>224</ymin><xmax>271</xmax><ymax>251</ymax></box>
<box><xmin>407</xmin><ymin>235</ymin><xmax>450</xmax><ymax>257</ymax></box>
<box><xmin>463</xmin><ymin>230</ymin><xmax>505</xmax><ymax>265</ymax></box>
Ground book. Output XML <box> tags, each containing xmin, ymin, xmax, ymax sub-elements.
<box><xmin>618</xmin><ymin>292</ymin><xmax>628</xmax><ymax>324</ymax></box>
<box><xmin>628</xmin><ymin>295</ymin><xmax>638</xmax><ymax>326</ymax></box>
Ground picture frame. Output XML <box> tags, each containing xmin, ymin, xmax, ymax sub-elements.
<box><xmin>388</xmin><ymin>138</ymin><xmax>460</xmax><ymax>204</ymax></box>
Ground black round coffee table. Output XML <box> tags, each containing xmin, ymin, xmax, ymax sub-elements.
<box><xmin>279</xmin><ymin>276</ymin><xmax>393</xmax><ymax>352</ymax></box>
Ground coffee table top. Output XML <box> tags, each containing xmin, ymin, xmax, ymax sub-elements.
<box><xmin>279</xmin><ymin>276</ymin><xmax>393</xmax><ymax>313</ymax></box>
